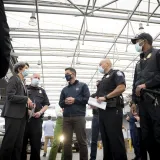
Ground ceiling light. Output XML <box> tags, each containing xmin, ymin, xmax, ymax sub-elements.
<box><xmin>29</xmin><ymin>12</ymin><xmax>37</xmax><ymax>26</ymax></box>
<box><xmin>139</xmin><ymin>23</ymin><xmax>144</xmax><ymax>33</ymax></box>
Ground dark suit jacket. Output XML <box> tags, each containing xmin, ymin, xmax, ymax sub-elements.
<box><xmin>1</xmin><ymin>75</ymin><xmax>28</xmax><ymax>118</ymax></box>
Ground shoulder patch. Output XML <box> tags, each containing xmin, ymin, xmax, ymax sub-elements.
<box><xmin>117</xmin><ymin>71</ymin><xmax>123</xmax><ymax>76</ymax></box>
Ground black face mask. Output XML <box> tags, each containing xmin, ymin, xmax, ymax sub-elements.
<box><xmin>65</xmin><ymin>74</ymin><xmax>72</xmax><ymax>81</ymax></box>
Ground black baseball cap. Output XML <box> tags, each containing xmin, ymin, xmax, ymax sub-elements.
<box><xmin>131</xmin><ymin>33</ymin><xmax>153</xmax><ymax>44</ymax></box>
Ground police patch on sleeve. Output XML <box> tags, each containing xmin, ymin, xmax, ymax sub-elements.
<box><xmin>117</xmin><ymin>71</ymin><xmax>123</xmax><ymax>76</ymax></box>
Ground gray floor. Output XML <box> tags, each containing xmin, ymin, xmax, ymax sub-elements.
<box><xmin>37</xmin><ymin>147</ymin><xmax>135</xmax><ymax>160</ymax></box>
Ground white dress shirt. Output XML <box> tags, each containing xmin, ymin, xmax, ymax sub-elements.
<box><xmin>43</xmin><ymin>120</ymin><xmax>54</xmax><ymax>137</ymax></box>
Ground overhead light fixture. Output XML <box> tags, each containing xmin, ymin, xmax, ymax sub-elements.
<box><xmin>29</xmin><ymin>12</ymin><xmax>37</xmax><ymax>26</ymax></box>
<box><xmin>139</xmin><ymin>23</ymin><xmax>144</xmax><ymax>33</ymax></box>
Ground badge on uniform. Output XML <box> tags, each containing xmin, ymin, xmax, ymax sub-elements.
<box><xmin>76</xmin><ymin>88</ymin><xmax>79</xmax><ymax>91</ymax></box>
<box><xmin>39</xmin><ymin>90</ymin><xmax>42</xmax><ymax>94</ymax></box>
<box><xmin>147</xmin><ymin>53</ymin><xmax>152</xmax><ymax>59</ymax></box>
<box><xmin>106</xmin><ymin>75</ymin><xmax>110</xmax><ymax>78</ymax></box>
<box><xmin>117</xmin><ymin>71</ymin><xmax>123</xmax><ymax>76</ymax></box>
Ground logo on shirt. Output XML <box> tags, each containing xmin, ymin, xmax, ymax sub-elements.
<box><xmin>39</xmin><ymin>90</ymin><xmax>42</xmax><ymax>94</ymax></box>
<box><xmin>76</xmin><ymin>88</ymin><xmax>80</xmax><ymax>91</ymax></box>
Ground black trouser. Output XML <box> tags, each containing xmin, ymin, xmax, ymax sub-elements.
<box><xmin>137</xmin><ymin>128</ymin><xmax>148</xmax><ymax>160</ymax></box>
<box><xmin>99</xmin><ymin>107</ymin><xmax>127</xmax><ymax>160</ymax></box>
<box><xmin>90</xmin><ymin>114</ymin><xmax>100</xmax><ymax>160</ymax></box>
<box><xmin>21</xmin><ymin>118</ymin><xmax>43</xmax><ymax>160</ymax></box>
<box><xmin>0</xmin><ymin>116</ymin><xmax>26</xmax><ymax>160</ymax></box>
<box><xmin>139</xmin><ymin>98</ymin><xmax>160</xmax><ymax>160</ymax></box>
<box><xmin>63</xmin><ymin>116</ymin><xmax>88</xmax><ymax>160</ymax></box>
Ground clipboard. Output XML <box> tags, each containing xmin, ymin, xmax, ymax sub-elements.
<box><xmin>88</xmin><ymin>97</ymin><xmax>107</xmax><ymax>110</ymax></box>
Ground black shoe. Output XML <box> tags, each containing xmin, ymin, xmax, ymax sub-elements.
<box><xmin>43</xmin><ymin>153</ymin><xmax>46</xmax><ymax>157</ymax></box>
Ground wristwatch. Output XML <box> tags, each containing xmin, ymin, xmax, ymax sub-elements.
<box><xmin>104</xmin><ymin>95</ymin><xmax>109</xmax><ymax>101</ymax></box>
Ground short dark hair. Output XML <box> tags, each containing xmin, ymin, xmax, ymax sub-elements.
<box><xmin>48</xmin><ymin>116</ymin><xmax>52</xmax><ymax>120</ymax></box>
<box><xmin>14</xmin><ymin>62</ymin><xmax>26</xmax><ymax>74</ymax></box>
<box><xmin>25</xmin><ymin>62</ymin><xmax>29</xmax><ymax>68</ymax></box>
<box><xmin>65</xmin><ymin>67</ymin><xmax>76</xmax><ymax>76</ymax></box>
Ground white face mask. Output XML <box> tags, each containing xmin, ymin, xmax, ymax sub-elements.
<box><xmin>98</xmin><ymin>66</ymin><xmax>104</xmax><ymax>74</ymax></box>
<box><xmin>135</xmin><ymin>40</ymin><xmax>144</xmax><ymax>52</ymax></box>
<box><xmin>31</xmin><ymin>78</ymin><xmax>40</xmax><ymax>87</ymax></box>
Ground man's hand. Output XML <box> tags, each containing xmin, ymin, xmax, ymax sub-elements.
<box><xmin>27</xmin><ymin>98</ymin><xmax>34</xmax><ymax>108</ymax></box>
<box><xmin>126</xmin><ymin>115</ymin><xmax>130</xmax><ymax>121</ymax></box>
<box><xmin>34</xmin><ymin>112</ymin><xmax>41</xmax><ymax>118</ymax></box>
<box><xmin>134</xmin><ymin>115</ymin><xmax>140</xmax><ymax>122</ymax></box>
<box><xmin>97</xmin><ymin>97</ymin><xmax>105</xmax><ymax>103</ymax></box>
<box><xmin>65</xmin><ymin>97</ymin><xmax>75</xmax><ymax>105</ymax></box>
<box><xmin>136</xmin><ymin>84</ymin><xmax>146</xmax><ymax>96</ymax></box>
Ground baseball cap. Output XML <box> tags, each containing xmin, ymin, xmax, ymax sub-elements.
<box><xmin>131</xmin><ymin>33</ymin><xmax>153</xmax><ymax>44</ymax></box>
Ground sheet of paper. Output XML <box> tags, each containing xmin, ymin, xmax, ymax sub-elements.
<box><xmin>88</xmin><ymin>97</ymin><xmax>107</xmax><ymax>110</ymax></box>
<box><xmin>135</xmin><ymin>122</ymin><xmax>140</xmax><ymax>128</ymax></box>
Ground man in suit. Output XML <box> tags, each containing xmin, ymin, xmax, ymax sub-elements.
<box><xmin>0</xmin><ymin>0</ymin><xmax>11</xmax><ymax>78</ymax></box>
<box><xmin>0</xmin><ymin>62</ymin><xmax>33</xmax><ymax>160</ymax></box>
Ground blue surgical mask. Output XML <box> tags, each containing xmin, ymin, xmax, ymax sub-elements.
<box><xmin>65</xmin><ymin>74</ymin><xmax>72</xmax><ymax>81</ymax></box>
<box><xmin>98</xmin><ymin>66</ymin><xmax>104</xmax><ymax>74</ymax></box>
<box><xmin>135</xmin><ymin>41</ymin><xmax>144</xmax><ymax>52</ymax></box>
<box><xmin>31</xmin><ymin>78</ymin><xmax>40</xmax><ymax>87</ymax></box>
<box><xmin>22</xmin><ymin>69</ymin><xmax>29</xmax><ymax>77</ymax></box>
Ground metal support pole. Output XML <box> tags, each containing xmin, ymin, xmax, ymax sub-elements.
<box><xmin>88</xmin><ymin>0</ymin><xmax>118</xmax><ymax>15</ymax></box>
<box><xmin>148</xmin><ymin>3</ymin><xmax>160</xmax><ymax>21</ymax></box>
<box><xmin>104</xmin><ymin>0</ymin><xmax>142</xmax><ymax>58</ymax></box>
<box><xmin>88</xmin><ymin>0</ymin><xmax>142</xmax><ymax>86</ymax></box>
<box><xmin>67</xmin><ymin>0</ymin><xmax>84</xmax><ymax>15</ymax></box>
<box><xmin>126</xmin><ymin>14</ymin><xmax>130</xmax><ymax>52</ymax></box>
<box><xmin>35</xmin><ymin>0</ymin><xmax>45</xmax><ymax>87</ymax></box>
<box><xmin>147</xmin><ymin>0</ymin><xmax>150</xmax><ymax>26</ymax></box>
<box><xmin>71</xmin><ymin>0</ymin><xmax>91</xmax><ymax>67</ymax></box>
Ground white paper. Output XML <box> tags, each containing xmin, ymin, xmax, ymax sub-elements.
<box><xmin>88</xmin><ymin>97</ymin><xmax>107</xmax><ymax>110</ymax></box>
<box><xmin>135</xmin><ymin>122</ymin><xmax>140</xmax><ymax>128</ymax></box>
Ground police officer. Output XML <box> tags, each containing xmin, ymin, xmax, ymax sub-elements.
<box><xmin>96</xmin><ymin>58</ymin><xmax>127</xmax><ymax>160</ymax></box>
<box><xmin>21</xmin><ymin>73</ymin><xmax>50</xmax><ymax>160</ymax></box>
<box><xmin>131</xmin><ymin>33</ymin><xmax>160</xmax><ymax>160</ymax></box>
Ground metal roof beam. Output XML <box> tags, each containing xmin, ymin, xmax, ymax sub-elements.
<box><xmin>5</xmin><ymin>6</ymin><xmax>160</xmax><ymax>24</ymax></box>
<box><xmin>4</xmin><ymin>1</ymin><xmax>160</xmax><ymax>19</ymax></box>
<box><xmin>10</xmin><ymin>34</ymin><xmax>160</xmax><ymax>47</ymax></box>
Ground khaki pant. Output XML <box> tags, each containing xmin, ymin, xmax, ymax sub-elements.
<box><xmin>124</xmin><ymin>138</ymin><xmax>128</xmax><ymax>152</ymax></box>
<box><xmin>44</xmin><ymin>136</ymin><xmax>54</xmax><ymax>153</ymax></box>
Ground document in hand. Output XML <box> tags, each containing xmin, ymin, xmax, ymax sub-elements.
<box><xmin>88</xmin><ymin>97</ymin><xmax>107</xmax><ymax>110</ymax></box>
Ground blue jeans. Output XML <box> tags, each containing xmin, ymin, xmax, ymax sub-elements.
<box><xmin>90</xmin><ymin>115</ymin><xmax>100</xmax><ymax>160</ymax></box>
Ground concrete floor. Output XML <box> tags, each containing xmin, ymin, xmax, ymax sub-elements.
<box><xmin>36</xmin><ymin>147</ymin><xmax>135</xmax><ymax>160</ymax></box>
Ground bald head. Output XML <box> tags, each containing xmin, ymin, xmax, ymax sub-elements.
<box><xmin>31</xmin><ymin>73</ymin><xmax>40</xmax><ymax>80</ymax></box>
<box><xmin>99</xmin><ymin>58</ymin><xmax>112</xmax><ymax>74</ymax></box>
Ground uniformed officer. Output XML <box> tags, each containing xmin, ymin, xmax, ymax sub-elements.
<box><xmin>21</xmin><ymin>73</ymin><xmax>50</xmax><ymax>160</ymax></box>
<box><xmin>131</xmin><ymin>33</ymin><xmax>160</xmax><ymax>160</ymax></box>
<box><xmin>95</xmin><ymin>58</ymin><xmax>127</xmax><ymax>160</ymax></box>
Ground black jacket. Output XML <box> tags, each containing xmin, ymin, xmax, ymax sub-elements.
<box><xmin>59</xmin><ymin>80</ymin><xmax>90</xmax><ymax>117</ymax></box>
<box><xmin>132</xmin><ymin>48</ymin><xmax>160</xmax><ymax>103</ymax></box>
<box><xmin>1</xmin><ymin>75</ymin><xmax>28</xmax><ymax>118</ymax></box>
<box><xmin>0</xmin><ymin>0</ymin><xmax>11</xmax><ymax>79</ymax></box>
<box><xmin>27</xmin><ymin>85</ymin><xmax>50</xmax><ymax>114</ymax></box>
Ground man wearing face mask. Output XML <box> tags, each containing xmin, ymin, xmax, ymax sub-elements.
<box><xmin>21</xmin><ymin>73</ymin><xmax>50</xmax><ymax>160</ymax></box>
<box><xmin>59</xmin><ymin>67</ymin><xmax>90</xmax><ymax>160</ymax></box>
<box><xmin>131</xmin><ymin>33</ymin><xmax>160</xmax><ymax>160</ymax></box>
<box><xmin>95</xmin><ymin>58</ymin><xmax>127</xmax><ymax>160</ymax></box>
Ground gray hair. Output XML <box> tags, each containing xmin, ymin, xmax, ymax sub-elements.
<box><xmin>13</xmin><ymin>62</ymin><xmax>29</xmax><ymax>74</ymax></box>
